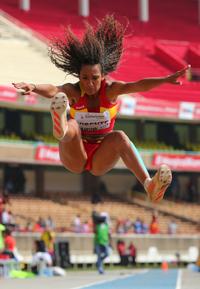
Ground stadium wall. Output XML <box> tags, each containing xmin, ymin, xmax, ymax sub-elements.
<box><xmin>15</xmin><ymin>232</ymin><xmax>200</xmax><ymax>264</ymax></box>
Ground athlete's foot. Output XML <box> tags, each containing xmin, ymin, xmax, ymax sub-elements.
<box><xmin>144</xmin><ymin>164</ymin><xmax>172</xmax><ymax>203</ymax></box>
<box><xmin>50</xmin><ymin>92</ymin><xmax>68</xmax><ymax>140</ymax></box>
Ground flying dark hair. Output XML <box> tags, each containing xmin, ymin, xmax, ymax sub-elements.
<box><xmin>49</xmin><ymin>15</ymin><xmax>126</xmax><ymax>77</ymax></box>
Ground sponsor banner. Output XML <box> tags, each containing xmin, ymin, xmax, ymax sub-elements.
<box><xmin>119</xmin><ymin>96</ymin><xmax>200</xmax><ymax>121</ymax></box>
<box><xmin>136</xmin><ymin>98</ymin><xmax>179</xmax><ymax>118</ymax></box>
<box><xmin>0</xmin><ymin>86</ymin><xmax>17</xmax><ymax>102</ymax></box>
<box><xmin>193</xmin><ymin>103</ymin><xmax>200</xmax><ymax>120</ymax></box>
<box><xmin>152</xmin><ymin>153</ymin><xmax>200</xmax><ymax>171</ymax></box>
<box><xmin>23</xmin><ymin>93</ymin><xmax>38</xmax><ymax>105</ymax></box>
<box><xmin>119</xmin><ymin>96</ymin><xmax>136</xmax><ymax>116</ymax></box>
<box><xmin>35</xmin><ymin>145</ymin><xmax>60</xmax><ymax>163</ymax></box>
<box><xmin>0</xmin><ymin>85</ymin><xmax>45</xmax><ymax>110</ymax></box>
<box><xmin>119</xmin><ymin>96</ymin><xmax>180</xmax><ymax>119</ymax></box>
<box><xmin>179</xmin><ymin>102</ymin><xmax>195</xmax><ymax>120</ymax></box>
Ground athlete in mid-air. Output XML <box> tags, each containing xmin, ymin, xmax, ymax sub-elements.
<box><xmin>13</xmin><ymin>15</ymin><xmax>190</xmax><ymax>202</ymax></box>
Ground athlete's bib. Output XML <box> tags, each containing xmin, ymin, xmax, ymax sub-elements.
<box><xmin>75</xmin><ymin>111</ymin><xmax>111</xmax><ymax>131</ymax></box>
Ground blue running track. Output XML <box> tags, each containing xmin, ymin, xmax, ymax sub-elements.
<box><xmin>80</xmin><ymin>269</ymin><xmax>180</xmax><ymax>289</ymax></box>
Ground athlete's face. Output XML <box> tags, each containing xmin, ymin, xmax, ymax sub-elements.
<box><xmin>79</xmin><ymin>64</ymin><xmax>104</xmax><ymax>96</ymax></box>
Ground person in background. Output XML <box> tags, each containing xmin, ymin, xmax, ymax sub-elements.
<box><xmin>0</xmin><ymin>223</ymin><xmax>5</xmax><ymax>252</ymax></box>
<box><xmin>133</xmin><ymin>217</ymin><xmax>142</xmax><ymax>234</ymax></box>
<box><xmin>31</xmin><ymin>240</ymin><xmax>53</xmax><ymax>276</ymax></box>
<box><xmin>72</xmin><ymin>214</ymin><xmax>82</xmax><ymax>233</ymax></box>
<box><xmin>3</xmin><ymin>229</ymin><xmax>16</xmax><ymax>253</ymax></box>
<box><xmin>128</xmin><ymin>242</ymin><xmax>137</xmax><ymax>266</ymax></box>
<box><xmin>149</xmin><ymin>216</ymin><xmax>160</xmax><ymax>234</ymax></box>
<box><xmin>141</xmin><ymin>219</ymin><xmax>148</xmax><ymax>234</ymax></box>
<box><xmin>1</xmin><ymin>228</ymin><xmax>23</xmax><ymax>261</ymax></box>
<box><xmin>168</xmin><ymin>219</ymin><xmax>177</xmax><ymax>235</ymax></box>
<box><xmin>45</xmin><ymin>216</ymin><xmax>55</xmax><ymax>231</ymax></box>
<box><xmin>41</xmin><ymin>227</ymin><xmax>55</xmax><ymax>258</ymax></box>
<box><xmin>116</xmin><ymin>239</ymin><xmax>128</xmax><ymax>266</ymax></box>
<box><xmin>92</xmin><ymin>211</ymin><xmax>110</xmax><ymax>274</ymax></box>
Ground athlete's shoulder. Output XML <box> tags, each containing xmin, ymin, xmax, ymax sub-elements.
<box><xmin>58</xmin><ymin>82</ymin><xmax>81</xmax><ymax>105</ymax></box>
<box><xmin>105</xmin><ymin>80</ymin><xmax>126</xmax><ymax>101</ymax></box>
<box><xmin>59</xmin><ymin>82</ymin><xmax>80</xmax><ymax>95</ymax></box>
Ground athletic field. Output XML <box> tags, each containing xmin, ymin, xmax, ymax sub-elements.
<box><xmin>1</xmin><ymin>269</ymin><xmax>200</xmax><ymax>289</ymax></box>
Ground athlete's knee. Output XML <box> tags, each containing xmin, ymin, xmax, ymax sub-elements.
<box><xmin>63</xmin><ymin>119</ymin><xmax>82</xmax><ymax>141</ymax></box>
<box><xmin>62</xmin><ymin>162</ymin><xmax>85</xmax><ymax>174</ymax></box>
<box><xmin>59</xmin><ymin>154</ymin><xmax>85</xmax><ymax>174</ymax></box>
<box><xmin>69</xmin><ymin>119</ymin><xmax>81</xmax><ymax>132</ymax></box>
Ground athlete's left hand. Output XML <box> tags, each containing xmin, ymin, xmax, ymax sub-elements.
<box><xmin>166</xmin><ymin>64</ymin><xmax>191</xmax><ymax>85</ymax></box>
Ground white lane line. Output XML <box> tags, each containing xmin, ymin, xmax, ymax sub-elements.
<box><xmin>71</xmin><ymin>270</ymin><xmax>149</xmax><ymax>289</ymax></box>
<box><xmin>176</xmin><ymin>269</ymin><xmax>182</xmax><ymax>289</ymax></box>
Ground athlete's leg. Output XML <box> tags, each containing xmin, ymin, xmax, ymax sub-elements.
<box><xmin>91</xmin><ymin>130</ymin><xmax>149</xmax><ymax>182</ymax></box>
<box><xmin>90</xmin><ymin>130</ymin><xmax>172</xmax><ymax>202</ymax></box>
<box><xmin>50</xmin><ymin>92</ymin><xmax>87</xmax><ymax>173</ymax></box>
<box><xmin>58</xmin><ymin>119</ymin><xmax>87</xmax><ymax>173</ymax></box>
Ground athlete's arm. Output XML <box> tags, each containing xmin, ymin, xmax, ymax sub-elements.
<box><xmin>12</xmin><ymin>82</ymin><xmax>77</xmax><ymax>102</ymax></box>
<box><xmin>12</xmin><ymin>82</ymin><xmax>60</xmax><ymax>98</ymax></box>
<box><xmin>107</xmin><ymin>65</ymin><xmax>190</xmax><ymax>101</ymax></box>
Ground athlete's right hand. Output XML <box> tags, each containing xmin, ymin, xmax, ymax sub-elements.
<box><xmin>12</xmin><ymin>82</ymin><xmax>35</xmax><ymax>95</ymax></box>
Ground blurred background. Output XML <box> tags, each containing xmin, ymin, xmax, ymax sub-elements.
<box><xmin>0</xmin><ymin>0</ymin><xmax>200</xmax><ymax>277</ymax></box>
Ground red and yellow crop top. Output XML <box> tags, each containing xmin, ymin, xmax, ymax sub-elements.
<box><xmin>69</xmin><ymin>80</ymin><xmax>119</xmax><ymax>136</ymax></box>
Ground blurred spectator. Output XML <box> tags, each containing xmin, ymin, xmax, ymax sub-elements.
<box><xmin>116</xmin><ymin>240</ymin><xmax>128</xmax><ymax>266</ymax></box>
<box><xmin>33</xmin><ymin>220</ymin><xmax>43</xmax><ymax>232</ymax></box>
<box><xmin>3</xmin><ymin>210</ymin><xmax>16</xmax><ymax>230</ymax></box>
<box><xmin>82</xmin><ymin>220</ymin><xmax>90</xmax><ymax>233</ymax></box>
<box><xmin>31</xmin><ymin>240</ymin><xmax>53</xmax><ymax>276</ymax></box>
<box><xmin>72</xmin><ymin>214</ymin><xmax>82</xmax><ymax>233</ymax></box>
<box><xmin>1</xmin><ymin>228</ymin><xmax>23</xmax><ymax>261</ymax></box>
<box><xmin>175</xmin><ymin>252</ymin><xmax>181</xmax><ymax>267</ymax></box>
<box><xmin>100</xmin><ymin>212</ymin><xmax>111</xmax><ymax>227</ymax></box>
<box><xmin>133</xmin><ymin>218</ymin><xmax>142</xmax><ymax>234</ymax></box>
<box><xmin>149</xmin><ymin>214</ymin><xmax>160</xmax><ymax>234</ymax></box>
<box><xmin>38</xmin><ymin>217</ymin><xmax>46</xmax><ymax>229</ymax></box>
<box><xmin>116</xmin><ymin>219</ymin><xmax>126</xmax><ymax>234</ymax></box>
<box><xmin>45</xmin><ymin>216</ymin><xmax>55</xmax><ymax>230</ymax></box>
<box><xmin>1</xmin><ymin>208</ymin><xmax>10</xmax><ymax>226</ymax></box>
<box><xmin>1</xmin><ymin>191</ymin><xmax>10</xmax><ymax>205</ymax></box>
<box><xmin>25</xmin><ymin>219</ymin><xmax>33</xmax><ymax>232</ymax></box>
<box><xmin>9</xmin><ymin>211</ymin><xmax>16</xmax><ymax>228</ymax></box>
<box><xmin>128</xmin><ymin>242</ymin><xmax>137</xmax><ymax>266</ymax></box>
<box><xmin>41</xmin><ymin>227</ymin><xmax>55</xmax><ymax>257</ymax></box>
<box><xmin>3</xmin><ymin>229</ymin><xmax>16</xmax><ymax>252</ymax></box>
<box><xmin>168</xmin><ymin>219</ymin><xmax>177</xmax><ymax>235</ymax></box>
<box><xmin>141</xmin><ymin>219</ymin><xmax>148</xmax><ymax>234</ymax></box>
<box><xmin>124</xmin><ymin>218</ymin><xmax>132</xmax><ymax>234</ymax></box>
<box><xmin>0</xmin><ymin>223</ymin><xmax>5</xmax><ymax>251</ymax></box>
<box><xmin>31</xmin><ymin>240</ymin><xmax>66</xmax><ymax>277</ymax></box>
<box><xmin>93</xmin><ymin>211</ymin><xmax>110</xmax><ymax>274</ymax></box>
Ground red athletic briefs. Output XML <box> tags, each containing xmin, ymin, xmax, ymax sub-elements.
<box><xmin>83</xmin><ymin>141</ymin><xmax>101</xmax><ymax>171</ymax></box>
